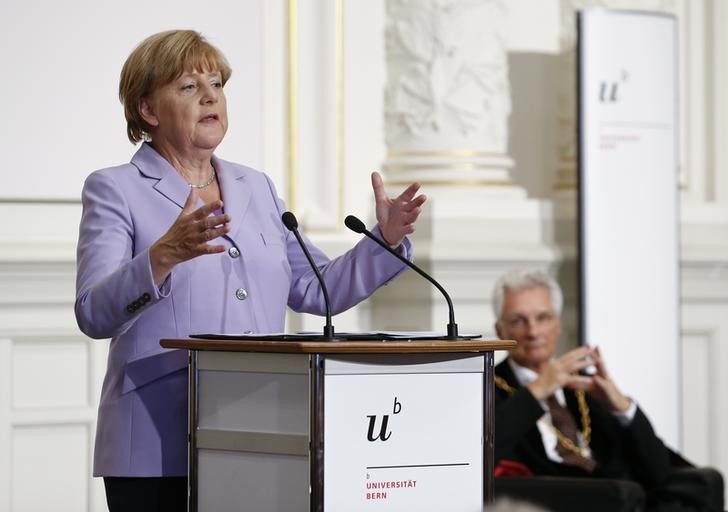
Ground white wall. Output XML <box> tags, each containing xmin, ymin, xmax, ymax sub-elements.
<box><xmin>0</xmin><ymin>1</ymin><xmax>266</xmax><ymax>510</ymax></box>
<box><xmin>2</xmin><ymin>0</ymin><xmax>728</xmax><ymax>510</ymax></box>
<box><xmin>0</xmin><ymin>0</ymin><xmax>264</xmax><ymax>200</ymax></box>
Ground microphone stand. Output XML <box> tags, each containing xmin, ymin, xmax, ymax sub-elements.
<box><xmin>344</xmin><ymin>215</ymin><xmax>461</xmax><ymax>340</ymax></box>
<box><xmin>282</xmin><ymin>211</ymin><xmax>337</xmax><ymax>340</ymax></box>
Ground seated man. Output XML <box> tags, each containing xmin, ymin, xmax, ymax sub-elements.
<box><xmin>492</xmin><ymin>269</ymin><xmax>722</xmax><ymax>512</ymax></box>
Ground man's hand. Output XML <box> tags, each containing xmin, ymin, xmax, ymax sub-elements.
<box><xmin>576</xmin><ymin>346</ymin><xmax>632</xmax><ymax>412</ymax></box>
<box><xmin>527</xmin><ymin>346</ymin><xmax>595</xmax><ymax>400</ymax></box>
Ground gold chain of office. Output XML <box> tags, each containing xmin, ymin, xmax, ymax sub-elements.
<box><xmin>494</xmin><ymin>375</ymin><xmax>592</xmax><ymax>459</ymax></box>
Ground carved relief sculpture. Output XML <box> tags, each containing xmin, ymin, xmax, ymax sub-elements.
<box><xmin>383</xmin><ymin>0</ymin><xmax>514</xmax><ymax>185</ymax></box>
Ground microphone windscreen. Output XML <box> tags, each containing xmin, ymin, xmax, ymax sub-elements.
<box><xmin>281</xmin><ymin>211</ymin><xmax>298</xmax><ymax>231</ymax></box>
<box><xmin>344</xmin><ymin>215</ymin><xmax>366</xmax><ymax>234</ymax></box>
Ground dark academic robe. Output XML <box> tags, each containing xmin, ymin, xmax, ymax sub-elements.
<box><xmin>494</xmin><ymin>358</ymin><xmax>673</xmax><ymax>492</ymax></box>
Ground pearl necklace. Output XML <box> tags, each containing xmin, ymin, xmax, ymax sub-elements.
<box><xmin>187</xmin><ymin>169</ymin><xmax>216</xmax><ymax>189</ymax></box>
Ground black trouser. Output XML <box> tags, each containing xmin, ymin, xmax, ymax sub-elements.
<box><xmin>103</xmin><ymin>477</ymin><xmax>187</xmax><ymax>512</ymax></box>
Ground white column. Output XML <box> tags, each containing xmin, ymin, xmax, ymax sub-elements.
<box><xmin>372</xmin><ymin>0</ymin><xmax>557</xmax><ymax>338</ymax></box>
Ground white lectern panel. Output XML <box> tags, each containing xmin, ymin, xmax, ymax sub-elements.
<box><xmin>198</xmin><ymin>371</ymin><xmax>309</xmax><ymax>433</ymax></box>
<box><xmin>324</xmin><ymin>356</ymin><xmax>483</xmax><ymax>511</ymax></box>
<box><xmin>198</xmin><ymin>449</ymin><xmax>309</xmax><ymax>512</ymax></box>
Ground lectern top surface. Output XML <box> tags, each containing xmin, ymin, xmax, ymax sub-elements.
<box><xmin>160</xmin><ymin>337</ymin><xmax>516</xmax><ymax>354</ymax></box>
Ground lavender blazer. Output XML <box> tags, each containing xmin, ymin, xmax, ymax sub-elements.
<box><xmin>75</xmin><ymin>143</ymin><xmax>411</xmax><ymax>477</ymax></box>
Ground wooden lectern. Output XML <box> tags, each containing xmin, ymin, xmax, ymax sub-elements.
<box><xmin>160</xmin><ymin>337</ymin><xmax>515</xmax><ymax>512</ymax></box>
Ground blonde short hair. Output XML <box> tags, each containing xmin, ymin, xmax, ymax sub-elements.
<box><xmin>119</xmin><ymin>30</ymin><xmax>232</xmax><ymax>144</ymax></box>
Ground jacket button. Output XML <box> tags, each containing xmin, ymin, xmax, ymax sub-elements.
<box><xmin>229</xmin><ymin>246</ymin><xmax>240</xmax><ymax>258</ymax></box>
<box><xmin>235</xmin><ymin>288</ymin><xmax>248</xmax><ymax>300</ymax></box>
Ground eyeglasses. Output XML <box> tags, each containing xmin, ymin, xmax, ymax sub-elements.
<box><xmin>500</xmin><ymin>311</ymin><xmax>556</xmax><ymax>330</ymax></box>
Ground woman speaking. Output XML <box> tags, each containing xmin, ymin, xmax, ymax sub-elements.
<box><xmin>75</xmin><ymin>30</ymin><xmax>425</xmax><ymax>511</ymax></box>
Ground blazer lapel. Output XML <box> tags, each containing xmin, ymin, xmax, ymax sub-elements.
<box><xmin>130</xmin><ymin>143</ymin><xmax>190</xmax><ymax>209</ymax></box>
<box><xmin>213</xmin><ymin>156</ymin><xmax>251</xmax><ymax>239</ymax></box>
<box><xmin>129</xmin><ymin>144</ymin><xmax>254</xmax><ymax>233</ymax></box>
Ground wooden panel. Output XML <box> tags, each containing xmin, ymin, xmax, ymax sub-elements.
<box><xmin>680</xmin><ymin>332</ymin><xmax>711</xmax><ymax>465</ymax></box>
<box><xmin>12</xmin><ymin>424</ymin><xmax>89</xmax><ymax>512</ymax></box>
<box><xmin>0</xmin><ymin>338</ymin><xmax>11</xmax><ymax>512</ymax></box>
<box><xmin>12</xmin><ymin>337</ymin><xmax>88</xmax><ymax>409</ymax></box>
<box><xmin>680</xmin><ymin>294</ymin><xmax>728</xmax><ymax>510</ymax></box>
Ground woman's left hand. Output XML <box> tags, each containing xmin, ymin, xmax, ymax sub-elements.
<box><xmin>371</xmin><ymin>171</ymin><xmax>427</xmax><ymax>247</ymax></box>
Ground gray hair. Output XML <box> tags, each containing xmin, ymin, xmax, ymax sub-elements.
<box><xmin>492</xmin><ymin>269</ymin><xmax>563</xmax><ymax>320</ymax></box>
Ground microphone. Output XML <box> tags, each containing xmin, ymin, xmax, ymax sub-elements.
<box><xmin>281</xmin><ymin>211</ymin><xmax>336</xmax><ymax>340</ymax></box>
<box><xmin>344</xmin><ymin>215</ymin><xmax>460</xmax><ymax>340</ymax></box>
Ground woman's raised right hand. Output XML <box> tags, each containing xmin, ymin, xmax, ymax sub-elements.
<box><xmin>149</xmin><ymin>188</ymin><xmax>231</xmax><ymax>284</ymax></box>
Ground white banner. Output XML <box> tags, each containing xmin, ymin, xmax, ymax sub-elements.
<box><xmin>578</xmin><ymin>9</ymin><xmax>679</xmax><ymax>446</ymax></box>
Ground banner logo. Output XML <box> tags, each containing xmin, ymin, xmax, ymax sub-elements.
<box><xmin>599</xmin><ymin>70</ymin><xmax>629</xmax><ymax>103</ymax></box>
